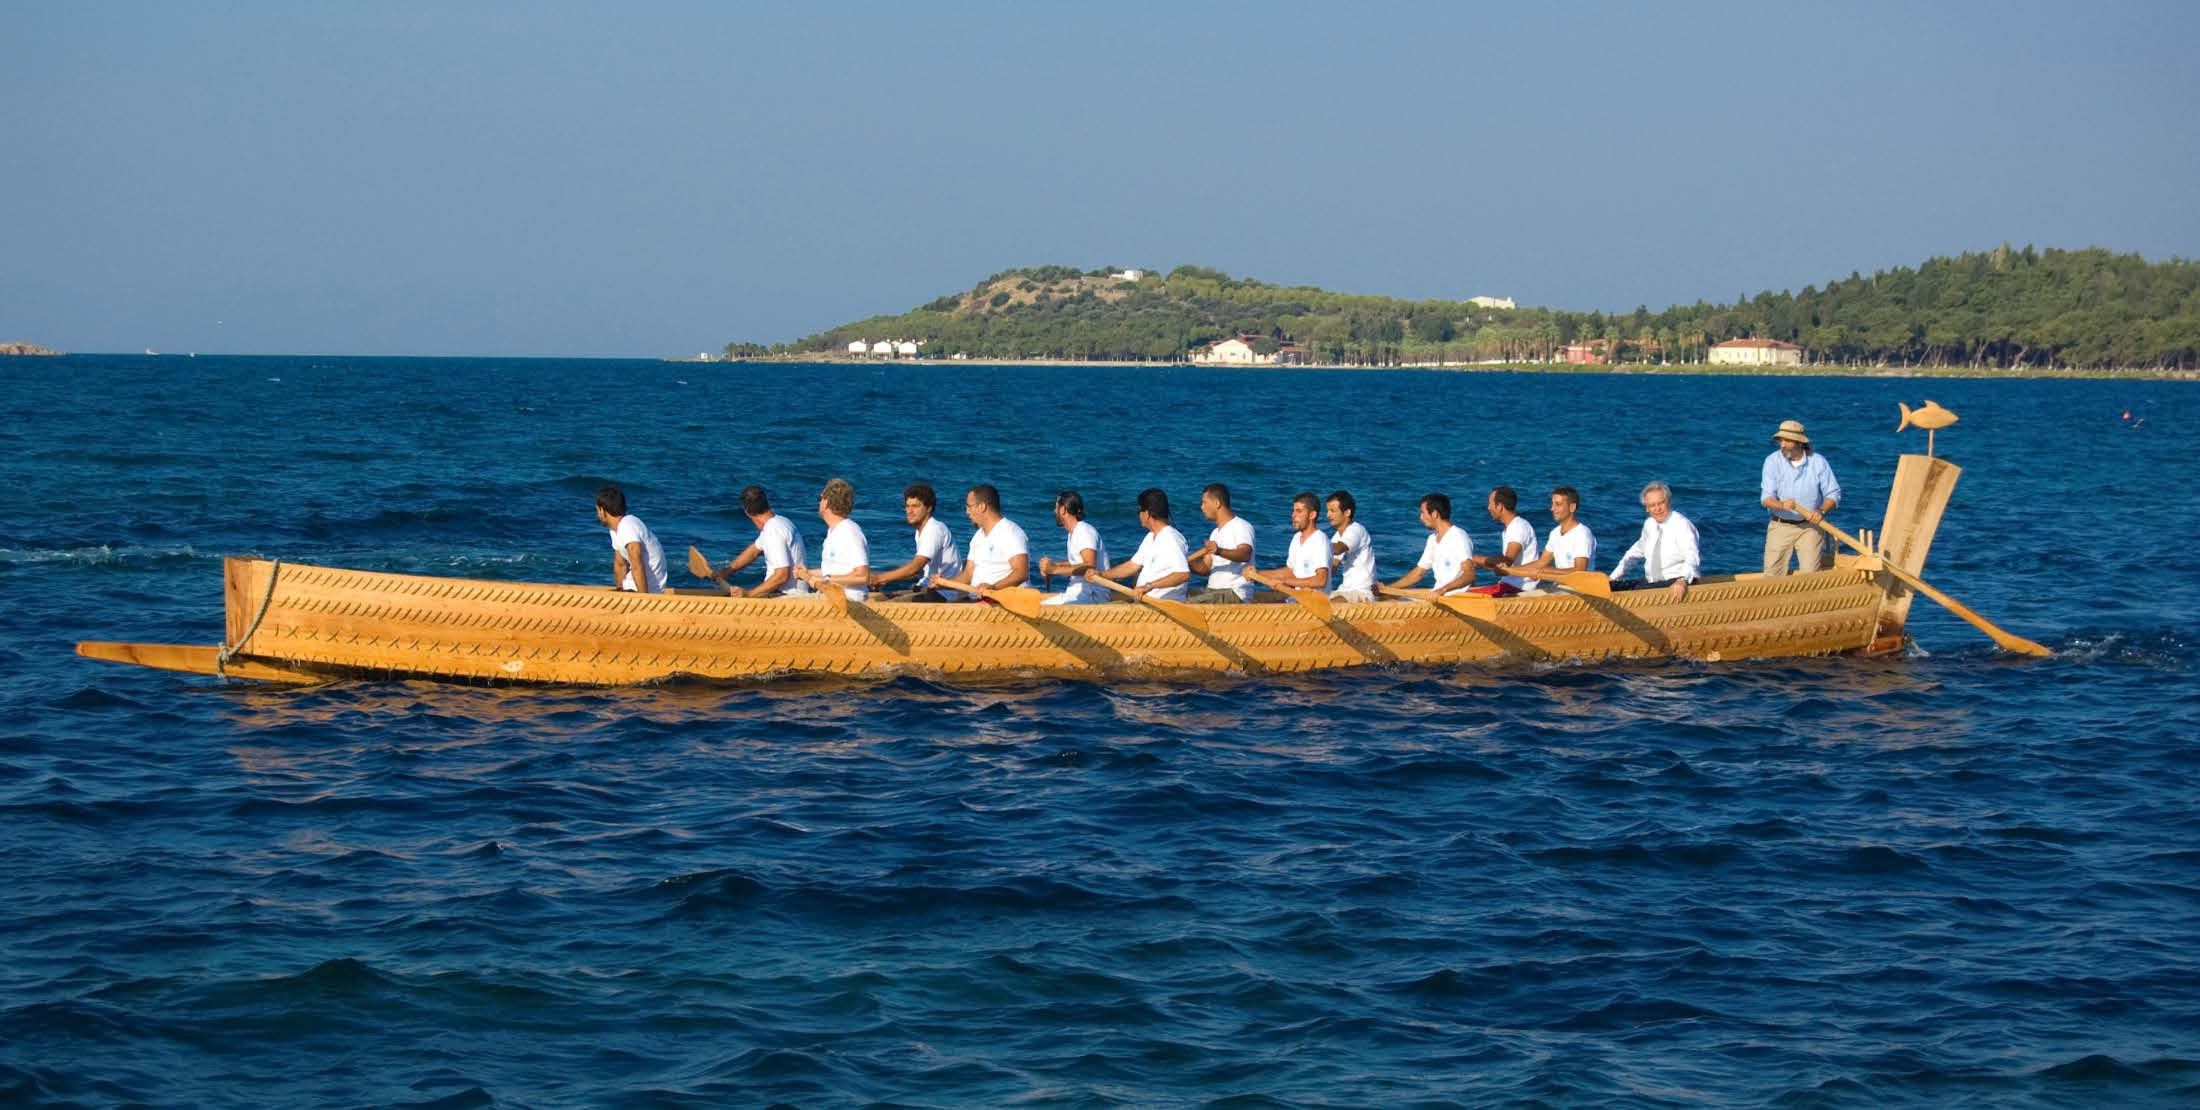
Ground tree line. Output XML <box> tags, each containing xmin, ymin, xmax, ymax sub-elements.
<box><xmin>724</xmin><ymin>247</ymin><xmax>2200</xmax><ymax>371</ymax></box>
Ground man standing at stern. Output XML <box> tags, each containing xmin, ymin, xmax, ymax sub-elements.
<box><xmin>1761</xmin><ymin>419</ymin><xmax>1841</xmax><ymax>575</ymax></box>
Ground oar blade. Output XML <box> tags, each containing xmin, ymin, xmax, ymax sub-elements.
<box><xmin>818</xmin><ymin>581</ymin><xmax>850</xmax><ymax>613</ymax></box>
<box><xmin>1150</xmin><ymin>597</ymin><xmax>1208</xmax><ymax>630</ymax></box>
<box><xmin>1285</xmin><ymin>587</ymin><xmax>1333</xmax><ymax>620</ymax></box>
<box><xmin>1437</xmin><ymin>593</ymin><xmax>1498</xmax><ymax>620</ymax></box>
<box><xmin>1560</xmin><ymin>571</ymin><xmax>1612</xmax><ymax>597</ymax></box>
<box><xmin>686</xmin><ymin>545</ymin><xmax>714</xmax><ymax>580</ymax></box>
<box><xmin>989</xmin><ymin>587</ymin><xmax>1046</xmax><ymax>620</ymax></box>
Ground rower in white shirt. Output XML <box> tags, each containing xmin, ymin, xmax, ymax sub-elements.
<box><xmin>797</xmin><ymin>477</ymin><xmax>870</xmax><ymax>603</ymax></box>
<box><xmin>1248</xmin><ymin>492</ymin><xmax>1332</xmax><ymax>598</ymax></box>
<box><xmin>593</xmin><ymin>484</ymin><xmax>666</xmax><ymax>594</ymax></box>
<box><xmin>1037</xmin><ymin>489</ymin><xmax>1110</xmax><ymax>606</ymax></box>
<box><xmin>1187</xmin><ymin>482</ymin><xmax>1255</xmax><ymax>603</ymax></box>
<box><xmin>711</xmin><ymin>484</ymin><xmax>810</xmax><ymax>598</ymax></box>
<box><xmin>1609</xmin><ymin>480</ymin><xmax>1701</xmax><ymax>601</ymax></box>
<box><xmin>868</xmin><ymin>482</ymin><xmax>965</xmax><ymax>602</ymax></box>
<box><xmin>1096</xmin><ymin>487</ymin><xmax>1192</xmax><ymax>602</ymax></box>
<box><xmin>1469</xmin><ymin>485</ymin><xmax>1541</xmax><ymax>596</ymax></box>
<box><xmin>1325</xmin><ymin>489</ymin><xmax>1377</xmax><ymax>603</ymax></box>
<box><xmin>1385</xmin><ymin>492</ymin><xmax>1477</xmax><ymax>597</ymax></box>
<box><xmin>1504</xmin><ymin>485</ymin><xmax>1597</xmax><ymax>588</ymax></box>
<box><xmin>931</xmin><ymin>483</ymin><xmax>1029</xmax><ymax>599</ymax></box>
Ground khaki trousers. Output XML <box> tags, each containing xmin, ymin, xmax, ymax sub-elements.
<box><xmin>1763</xmin><ymin>519</ymin><xmax>1825</xmax><ymax>575</ymax></box>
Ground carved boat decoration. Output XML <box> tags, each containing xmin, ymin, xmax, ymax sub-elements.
<box><xmin>78</xmin><ymin>454</ymin><xmax>1968</xmax><ymax>685</ymax></box>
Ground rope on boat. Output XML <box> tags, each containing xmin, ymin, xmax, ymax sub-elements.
<box><xmin>216</xmin><ymin>559</ymin><xmax>281</xmax><ymax>679</ymax></box>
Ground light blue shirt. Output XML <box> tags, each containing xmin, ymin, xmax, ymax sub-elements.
<box><xmin>1761</xmin><ymin>450</ymin><xmax>1841</xmax><ymax>522</ymax></box>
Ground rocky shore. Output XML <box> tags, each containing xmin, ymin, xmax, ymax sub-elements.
<box><xmin>1</xmin><ymin>342</ymin><xmax>61</xmax><ymax>356</ymax></box>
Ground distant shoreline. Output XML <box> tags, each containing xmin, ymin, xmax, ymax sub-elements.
<box><xmin>688</xmin><ymin>356</ymin><xmax>2200</xmax><ymax>382</ymax></box>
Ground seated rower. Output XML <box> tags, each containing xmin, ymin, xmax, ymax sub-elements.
<box><xmin>869</xmin><ymin>482</ymin><xmax>964</xmax><ymax>602</ymax></box>
<box><xmin>1503</xmin><ymin>486</ymin><xmax>1597</xmax><ymax>587</ymax></box>
<box><xmin>1385</xmin><ymin>492</ymin><xmax>1476</xmax><ymax>597</ymax></box>
<box><xmin>1608</xmin><ymin>480</ymin><xmax>1699</xmax><ymax>601</ymax></box>
<box><xmin>713</xmin><ymin>484</ymin><xmax>810</xmax><ymax>598</ymax></box>
<box><xmin>1096</xmin><ymin>487</ymin><xmax>1192</xmax><ymax>602</ymax></box>
<box><xmin>1326</xmin><ymin>490</ymin><xmax>1377</xmax><ymax>603</ymax></box>
<box><xmin>594</xmin><ymin>485</ymin><xmax>666</xmax><ymax>594</ymax></box>
<box><xmin>797</xmin><ymin>477</ymin><xmax>870</xmax><ymax>602</ymax></box>
<box><xmin>930</xmin><ymin>483</ymin><xmax>1029</xmax><ymax>599</ymax></box>
<box><xmin>1468</xmin><ymin>485</ymin><xmax>1540</xmax><ymax>596</ymax></box>
<box><xmin>1248</xmin><ymin>492</ymin><xmax>1331</xmax><ymax>598</ymax></box>
<box><xmin>1187</xmin><ymin>482</ymin><xmax>1255</xmax><ymax>603</ymax></box>
<box><xmin>1037</xmin><ymin>490</ymin><xmax>1109</xmax><ymax>606</ymax></box>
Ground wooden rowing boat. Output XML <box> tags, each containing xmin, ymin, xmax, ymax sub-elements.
<box><xmin>77</xmin><ymin>454</ymin><xmax>1966</xmax><ymax>685</ymax></box>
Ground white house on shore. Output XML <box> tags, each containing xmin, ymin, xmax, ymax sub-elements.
<box><xmin>1709</xmin><ymin>338</ymin><xmax>1804</xmax><ymax>367</ymax></box>
<box><xmin>848</xmin><ymin>340</ymin><xmax>868</xmax><ymax>355</ymax></box>
<box><xmin>870</xmin><ymin>340</ymin><xmax>895</xmax><ymax>356</ymax></box>
<box><xmin>1194</xmin><ymin>337</ymin><xmax>1260</xmax><ymax>365</ymax></box>
<box><xmin>896</xmin><ymin>340</ymin><xmax>920</xmax><ymax>357</ymax></box>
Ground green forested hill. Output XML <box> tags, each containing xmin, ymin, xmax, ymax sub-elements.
<box><xmin>725</xmin><ymin>248</ymin><xmax>2200</xmax><ymax>370</ymax></box>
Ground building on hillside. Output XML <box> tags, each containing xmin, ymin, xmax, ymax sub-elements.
<box><xmin>1709</xmin><ymin>338</ymin><xmax>1803</xmax><ymax>367</ymax></box>
<box><xmin>1114</xmin><ymin>269</ymin><xmax>1144</xmax><ymax>282</ymax></box>
<box><xmin>1194</xmin><ymin>337</ymin><xmax>1258</xmax><ymax>365</ymax></box>
<box><xmin>1560</xmin><ymin>339</ymin><xmax>1615</xmax><ymax>365</ymax></box>
<box><xmin>848</xmin><ymin>340</ymin><xmax>868</xmax><ymax>356</ymax></box>
<box><xmin>1468</xmin><ymin>295</ymin><xmax>1516</xmax><ymax>310</ymax></box>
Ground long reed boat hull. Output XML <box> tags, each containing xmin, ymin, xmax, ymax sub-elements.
<box><xmin>77</xmin><ymin>455</ymin><xmax>1962</xmax><ymax>685</ymax></box>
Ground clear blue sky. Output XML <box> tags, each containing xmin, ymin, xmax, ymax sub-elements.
<box><xmin>5</xmin><ymin>1</ymin><xmax>2196</xmax><ymax>357</ymax></box>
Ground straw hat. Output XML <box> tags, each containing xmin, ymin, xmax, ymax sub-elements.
<box><xmin>1773</xmin><ymin>420</ymin><xmax>1810</xmax><ymax>445</ymax></box>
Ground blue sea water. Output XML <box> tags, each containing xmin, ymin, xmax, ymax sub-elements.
<box><xmin>2</xmin><ymin>354</ymin><xmax>2197</xmax><ymax>1107</ymax></box>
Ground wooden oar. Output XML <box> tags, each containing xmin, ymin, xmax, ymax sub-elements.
<box><xmin>802</xmin><ymin>570</ymin><xmax>851</xmax><ymax>613</ymax></box>
<box><xmin>1085</xmin><ymin>573</ymin><xmax>1209</xmax><ymax>630</ymax></box>
<box><xmin>1376</xmin><ymin>583</ymin><xmax>1497</xmax><ymax>619</ymax></box>
<box><xmin>687</xmin><ymin>545</ymin><xmax>736</xmax><ymax>596</ymax></box>
<box><xmin>1248</xmin><ymin>571</ymin><xmax>1333</xmax><ymax>620</ymax></box>
<box><xmin>928</xmin><ymin>577</ymin><xmax>1048</xmax><ymax>620</ymax></box>
<box><xmin>1809</xmin><ymin>518</ymin><xmax>2051</xmax><ymax>657</ymax></box>
<box><xmin>1503</xmin><ymin>565</ymin><xmax>1613</xmax><ymax>597</ymax></box>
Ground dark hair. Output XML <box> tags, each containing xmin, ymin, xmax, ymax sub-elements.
<box><xmin>740</xmin><ymin>484</ymin><xmax>771</xmax><ymax>516</ymax></box>
<box><xmin>1491</xmin><ymin>486</ymin><xmax>1517</xmax><ymax>512</ymax></box>
<box><xmin>1055</xmin><ymin>490</ymin><xmax>1085</xmax><ymax>520</ymax></box>
<box><xmin>1292</xmin><ymin>491</ymin><xmax>1319</xmax><ymax>514</ymax></box>
<box><xmin>1137</xmin><ymin>487</ymin><xmax>1171</xmax><ymax>522</ymax></box>
<box><xmin>1326</xmin><ymin>490</ymin><xmax>1356</xmax><ymax>517</ymax></box>
<box><xmin>903</xmin><ymin>483</ymin><xmax>936</xmax><ymax>510</ymax></box>
<box><xmin>1202</xmin><ymin>482</ymin><xmax>1232</xmax><ymax>510</ymax></box>
<box><xmin>822</xmin><ymin>477</ymin><xmax>854</xmax><ymax>516</ymax></box>
<box><xmin>1552</xmin><ymin>485</ymin><xmax>1581</xmax><ymax>508</ymax></box>
<box><xmin>968</xmin><ymin>483</ymin><xmax>1001</xmax><ymax>512</ymax></box>
<box><xmin>595</xmin><ymin>485</ymin><xmax>626</xmax><ymax>517</ymax></box>
<box><xmin>1420</xmin><ymin>492</ymin><xmax>1452</xmax><ymax>521</ymax></box>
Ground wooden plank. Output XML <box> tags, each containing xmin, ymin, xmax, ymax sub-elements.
<box><xmin>75</xmin><ymin>641</ymin><xmax>325</xmax><ymax>683</ymax></box>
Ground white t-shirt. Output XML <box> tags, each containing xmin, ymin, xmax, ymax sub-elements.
<box><xmin>912</xmin><ymin>516</ymin><xmax>962</xmax><ymax>590</ymax></box>
<box><xmin>1497</xmin><ymin>515</ymin><xmax>1541</xmax><ymax>592</ymax></box>
<box><xmin>1332</xmin><ymin>521</ymin><xmax>1375</xmax><ymax>595</ymax></box>
<box><xmin>1416</xmin><ymin>525</ymin><xmax>1475</xmax><ymax>594</ymax></box>
<box><xmin>1205</xmin><ymin>515</ymin><xmax>1255</xmax><ymax>595</ymax></box>
<box><xmin>1051</xmin><ymin>519</ymin><xmax>1110</xmax><ymax>605</ymax></box>
<box><xmin>609</xmin><ymin>514</ymin><xmax>667</xmax><ymax>593</ymax></box>
<box><xmin>966</xmin><ymin>517</ymin><xmax>1029</xmax><ymax>588</ymax></box>
<box><xmin>1545</xmin><ymin>521</ymin><xmax>1597</xmax><ymax>576</ymax></box>
<box><xmin>1286</xmin><ymin>528</ymin><xmax>1332</xmax><ymax>586</ymax></box>
<box><xmin>1132</xmin><ymin>525</ymin><xmax>1192</xmax><ymax>602</ymax></box>
<box><xmin>756</xmin><ymin>514</ymin><xmax>809</xmax><ymax>596</ymax></box>
<box><xmin>820</xmin><ymin>517</ymin><xmax>870</xmax><ymax>603</ymax></box>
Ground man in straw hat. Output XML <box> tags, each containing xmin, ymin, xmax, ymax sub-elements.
<box><xmin>1759</xmin><ymin>419</ymin><xmax>1842</xmax><ymax>575</ymax></box>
